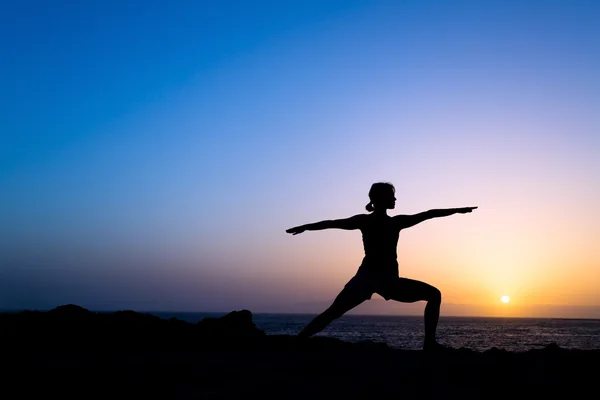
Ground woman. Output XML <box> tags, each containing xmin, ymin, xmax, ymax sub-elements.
<box><xmin>286</xmin><ymin>182</ymin><xmax>477</xmax><ymax>350</ymax></box>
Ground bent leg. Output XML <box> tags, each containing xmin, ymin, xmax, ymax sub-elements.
<box><xmin>381</xmin><ymin>278</ymin><xmax>442</xmax><ymax>348</ymax></box>
<box><xmin>298</xmin><ymin>284</ymin><xmax>369</xmax><ymax>338</ymax></box>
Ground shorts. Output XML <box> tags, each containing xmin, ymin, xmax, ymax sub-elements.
<box><xmin>342</xmin><ymin>271</ymin><xmax>401</xmax><ymax>301</ymax></box>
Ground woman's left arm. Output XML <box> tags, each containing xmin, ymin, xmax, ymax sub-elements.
<box><xmin>394</xmin><ymin>207</ymin><xmax>477</xmax><ymax>230</ymax></box>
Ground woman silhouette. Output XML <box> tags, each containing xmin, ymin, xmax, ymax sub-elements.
<box><xmin>286</xmin><ymin>182</ymin><xmax>477</xmax><ymax>350</ymax></box>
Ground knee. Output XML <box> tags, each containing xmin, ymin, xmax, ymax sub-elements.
<box><xmin>429</xmin><ymin>287</ymin><xmax>442</xmax><ymax>304</ymax></box>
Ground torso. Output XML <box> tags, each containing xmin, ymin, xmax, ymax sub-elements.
<box><xmin>358</xmin><ymin>213</ymin><xmax>400</xmax><ymax>276</ymax></box>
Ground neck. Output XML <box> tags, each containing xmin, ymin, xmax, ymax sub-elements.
<box><xmin>373</xmin><ymin>208</ymin><xmax>388</xmax><ymax>216</ymax></box>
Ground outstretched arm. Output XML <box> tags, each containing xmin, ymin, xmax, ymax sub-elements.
<box><xmin>286</xmin><ymin>214</ymin><xmax>366</xmax><ymax>235</ymax></box>
<box><xmin>396</xmin><ymin>207</ymin><xmax>477</xmax><ymax>230</ymax></box>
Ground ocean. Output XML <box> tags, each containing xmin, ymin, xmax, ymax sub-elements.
<box><xmin>151</xmin><ymin>312</ymin><xmax>600</xmax><ymax>352</ymax></box>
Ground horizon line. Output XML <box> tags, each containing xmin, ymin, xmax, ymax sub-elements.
<box><xmin>3</xmin><ymin>306</ymin><xmax>600</xmax><ymax>321</ymax></box>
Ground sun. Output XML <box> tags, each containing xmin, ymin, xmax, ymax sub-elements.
<box><xmin>501</xmin><ymin>295</ymin><xmax>510</xmax><ymax>303</ymax></box>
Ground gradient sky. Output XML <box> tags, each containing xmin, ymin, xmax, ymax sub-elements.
<box><xmin>2</xmin><ymin>0</ymin><xmax>599</xmax><ymax>317</ymax></box>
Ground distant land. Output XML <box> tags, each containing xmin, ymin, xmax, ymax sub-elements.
<box><xmin>3</xmin><ymin>299</ymin><xmax>600</xmax><ymax>319</ymax></box>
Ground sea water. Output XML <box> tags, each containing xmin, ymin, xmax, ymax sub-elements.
<box><xmin>151</xmin><ymin>312</ymin><xmax>600</xmax><ymax>352</ymax></box>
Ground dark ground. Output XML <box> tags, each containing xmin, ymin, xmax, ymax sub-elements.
<box><xmin>2</xmin><ymin>305</ymin><xmax>598</xmax><ymax>399</ymax></box>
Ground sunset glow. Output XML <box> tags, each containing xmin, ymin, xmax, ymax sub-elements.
<box><xmin>1</xmin><ymin>1</ymin><xmax>599</xmax><ymax>318</ymax></box>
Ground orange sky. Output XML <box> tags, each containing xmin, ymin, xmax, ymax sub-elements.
<box><xmin>2</xmin><ymin>1</ymin><xmax>599</xmax><ymax>317</ymax></box>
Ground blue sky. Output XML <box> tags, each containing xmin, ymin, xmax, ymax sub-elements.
<box><xmin>2</xmin><ymin>0</ymin><xmax>599</xmax><ymax>315</ymax></box>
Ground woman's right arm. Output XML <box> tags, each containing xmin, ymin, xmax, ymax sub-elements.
<box><xmin>286</xmin><ymin>214</ymin><xmax>366</xmax><ymax>235</ymax></box>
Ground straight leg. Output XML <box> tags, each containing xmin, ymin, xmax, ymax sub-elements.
<box><xmin>299</xmin><ymin>279</ymin><xmax>370</xmax><ymax>338</ymax></box>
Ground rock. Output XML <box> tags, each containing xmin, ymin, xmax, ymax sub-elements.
<box><xmin>48</xmin><ymin>304</ymin><xmax>91</xmax><ymax>315</ymax></box>
<box><xmin>544</xmin><ymin>342</ymin><xmax>562</xmax><ymax>352</ymax></box>
<box><xmin>198</xmin><ymin>309</ymin><xmax>265</xmax><ymax>338</ymax></box>
<box><xmin>2</xmin><ymin>305</ymin><xmax>600</xmax><ymax>399</ymax></box>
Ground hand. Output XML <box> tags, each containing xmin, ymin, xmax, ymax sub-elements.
<box><xmin>457</xmin><ymin>207</ymin><xmax>478</xmax><ymax>214</ymax></box>
<box><xmin>286</xmin><ymin>226</ymin><xmax>305</xmax><ymax>235</ymax></box>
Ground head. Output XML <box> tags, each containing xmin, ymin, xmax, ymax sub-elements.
<box><xmin>365</xmin><ymin>182</ymin><xmax>396</xmax><ymax>212</ymax></box>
